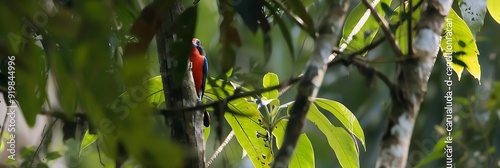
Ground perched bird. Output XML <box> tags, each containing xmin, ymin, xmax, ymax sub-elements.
<box><xmin>191</xmin><ymin>38</ymin><xmax>210</xmax><ymax>127</ymax></box>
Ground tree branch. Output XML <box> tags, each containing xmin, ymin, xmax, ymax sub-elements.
<box><xmin>155</xmin><ymin>0</ymin><xmax>205</xmax><ymax>167</ymax></box>
<box><xmin>376</xmin><ymin>0</ymin><xmax>453</xmax><ymax>167</ymax></box>
<box><xmin>361</xmin><ymin>0</ymin><xmax>403</xmax><ymax>57</ymax></box>
<box><xmin>351</xmin><ymin>56</ymin><xmax>397</xmax><ymax>90</ymax></box>
<box><xmin>272</xmin><ymin>0</ymin><xmax>350</xmax><ymax>167</ymax></box>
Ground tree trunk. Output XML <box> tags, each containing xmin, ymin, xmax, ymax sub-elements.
<box><xmin>376</xmin><ymin>0</ymin><xmax>453</xmax><ymax>167</ymax></box>
<box><xmin>155</xmin><ymin>1</ymin><xmax>205</xmax><ymax>167</ymax></box>
<box><xmin>272</xmin><ymin>0</ymin><xmax>350</xmax><ymax>167</ymax></box>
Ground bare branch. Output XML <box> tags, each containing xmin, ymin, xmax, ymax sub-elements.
<box><xmin>351</xmin><ymin>56</ymin><xmax>397</xmax><ymax>90</ymax></box>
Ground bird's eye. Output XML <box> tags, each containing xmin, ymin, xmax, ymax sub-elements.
<box><xmin>193</xmin><ymin>38</ymin><xmax>201</xmax><ymax>47</ymax></box>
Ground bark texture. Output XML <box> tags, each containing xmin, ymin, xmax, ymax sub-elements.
<box><xmin>376</xmin><ymin>0</ymin><xmax>453</xmax><ymax>167</ymax></box>
<box><xmin>272</xmin><ymin>0</ymin><xmax>350</xmax><ymax>167</ymax></box>
<box><xmin>155</xmin><ymin>1</ymin><xmax>205</xmax><ymax>167</ymax></box>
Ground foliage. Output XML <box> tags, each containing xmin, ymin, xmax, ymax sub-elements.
<box><xmin>142</xmin><ymin>72</ymin><xmax>364</xmax><ymax>168</ymax></box>
<box><xmin>0</xmin><ymin>0</ymin><xmax>498</xmax><ymax>167</ymax></box>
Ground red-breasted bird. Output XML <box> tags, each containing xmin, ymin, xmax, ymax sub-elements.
<box><xmin>191</xmin><ymin>38</ymin><xmax>210</xmax><ymax>127</ymax></box>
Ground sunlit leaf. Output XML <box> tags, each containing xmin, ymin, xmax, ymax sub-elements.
<box><xmin>204</xmin><ymin>125</ymin><xmax>210</xmax><ymax>141</ymax></box>
<box><xmin>273</xmin><ymin>119</ymin><xmax>314</xmax><ymax>168</ymax></box>
<box><xmin>390</xmin><ymin>1</ymin><xmax>422</xmax><ymax>55</ymax></box>
<box><xmin>340</xmin><ymin>0</ymin><xmax>392</xmax><ymax>54</ymax></box>
<box><xmin>487</xmin><ymin>0</ymin><xmax>500</xmax><ymax>24</ymax></box>
<box><xmin>225</xmin><ymin>103</ymin><xmax>272</xmax><ymax>167</ymax></box>
<box><xmin>145</xmin><ymin>76</ymin><xmax>165</xmax><ymax>107</ymax></box>
<box><xmin>80</xmin><ymin>130</ymin><xmax>98</xmax><ymax>153</ymax></box>
<box><xmin>314</xmin><ymin>98</ymin><xmax>365</xmax><ymax>150</ymax></box>
<box><xmin>262</xmin><ymin>73</ymin><xmax>279</xmax><ymax>99</ymax></box>
<box><xmin>440</xmin><ymin>9</ymin><xmax>481</xmax><ymax>81</ymax></box>
<box><xmin>0</xmin><ymin>138</ymin><xmax>4</xmax><ymax>152</ymax></box>
<box><xmin>307</xmin><ymin>104</ymin><xmax>359</xmax><ymax>168</ymax></box>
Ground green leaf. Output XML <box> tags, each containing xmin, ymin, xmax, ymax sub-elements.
<box><xmin>487</xmin><ymin>0</ymin><xmax>500</xmax><ymax>24</ymax></box>
<box><xmin>219</xmin><ymin>1</ymin><xmax>240</xmax><ymax>73</ymax></box>
<box><xmin>16</xmin><ymin>39</ymin><xmax>47</xmax><ymax>126</ymax></box>
<box><xmin>0</xmin><ymin>141</ymin><xmax>3</xmax><ymax>152</ymax></box>
<box><xmin>307</xmin><ymin>104</ymin><xmax>359</xmax><ymax>168</ymax></box>
<box><xmin>114</xmin><ymin>75</ymin><xmax>165</xmax><ymax>109</ymax></box>
<box><xmin>264</xmin><ymin>1</ymin><xmax>295</xmax><ymax>60</ymax></box>
<box><xmin>225</xmin><ymin>105</ymin><xmax>272</xmax><ymax>167</ymax></box>
<box><xmin>80</xmin><ymin>130</ymin><xmax>98</xmax><ymax>152</ymax></box>
<box><xmin>303</xmin><ymin>0</ymin><xmax>314</xmax><ymax>7</ymax></box>
<box><xmin>314</xmin><ymin>98</ymin><xmax>365</xmax><ymax>150</ymax></box>
<box><xmin>204</xmin><ymin>125</ymin><xmax>210</xmax><ymax>141</ymax></box>
<box><xmin>390</xmin><ymin>1</ymin><xmax>422</xmax><ymax>55</ymax></box>
<box><xmin>45</xmin><ymin>151</ymin><xmax>62</xmax><ymax>161</ymax></box>
<box><xmin>340</xmin><ymin>0</ymin><xmax>392</xmax><ymax>53</ymax></box>
<box><xmin>440</xmin><ymin>9</ymin><xmax>481</xmax><ymax>81</ymax></box>
<box><xmin>414</xmin><ymin>129</ymin><xmax>461</xmax><ymax>168</ymax></box>
<box><xmin>145</xmin><ymin>76</ymin><xmax>165</xmax><ymax>107</ymax></box>
<box><xmin>36</xmin><ymin>163</ymin><xmax>49</xmax><ymax>168</ymax></box>
<box><xmin>205</xmin><ymin>87</ymin><xmax>259</xmax><ymax>116</ymax></box>
<box><xmin>262</xmin><ymin>73</ymin><xmax>279</xmax><ymax>99</ymax></box>
<box><xmin>21</xmin><ymin>146</ymin><xmax>35</xmax><ymax>159</ymax></box>
<box><xmin>273</xmin><ymin>119</ymin><xmax>315</xmax><ymax>168</ymax></box>
<box><xmin>459</xmin><ymin>0</ymin><xmax>487</xmax><ymax>37</ymax></box>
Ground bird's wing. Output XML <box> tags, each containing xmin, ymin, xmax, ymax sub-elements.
<box><xmin>201</xmin><ymin>56</ymin><xmax>208</xmax><ymax>98</ymax></box>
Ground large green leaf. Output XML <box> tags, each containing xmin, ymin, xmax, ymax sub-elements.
<box><xmin>273</xmin><ymin>119</ymin><xmax>315</xmax><ymax>168</ymax></box>
<box><xmin>145</xmin><ymin>76</ymin><xmax>165</xmax><ymax>107</ymax></box>
<box><xmin>224</xmin><ymin>103</ymin><xmax>272</xmax><ymax>167</ymax></box>
<box><xmin>307</xmin><ymin>104</ymin><xmax>359</xmax><ymax>168</ymax></box>
<box><xmin>262</xmin><ymin>73</ymin><xmax>279</xmax><ymax>99</ymax></box>
<box><xmin>15</xmin><ymin>39</ymin><xmax>47</xmax><ymax>126</ymax></box>
<box><xmin>440</xmin><ymin>9</ymin><xmax>481</xmax><ymax>81</ymax></box>
<box><xmin>340</xmin><ymin>0</ymin><xmax>392</xmax><ymax>53</ymax></box>
<box><xmin>314</xmin><ymin>98</ymin><xmax>365</xmax><ymax>150</ymax></box>
<box><xmin>487</xmin><ymin>0</ymin><xmax>500</xmax><ymax>24</ymax></box>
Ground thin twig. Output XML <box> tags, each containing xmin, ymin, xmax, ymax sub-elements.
<box><xmin>361</xmin><ymin>0</ymin><xmax>403</xmax><ymax>57</ymax></box>
<box><xmin>206</xmin><ymin>130</ymin><xmax>235</xmax><ymax>167</ymax></box>
<box><xmin>351</xmin><ymin>57</ymin><xmax>396</xmax><ymax>89</ymax></box>
<box><xmin>0</xmin><ymin>110</ymin><xmax>8</xmax><ymax>144</ymax></box>
<box><xmin>160</xmin><ymin>77</ymin><xmax>302</xmax><ymax>114</ymax></box>
<box><xmin>29</xmin><ymin>118</ymin><xmax>59</xmax><ymax>167</ymax></box>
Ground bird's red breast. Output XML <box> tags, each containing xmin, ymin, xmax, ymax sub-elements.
<box><xmin>190</xmin><ymin>39</ymin><xmax>205</xmax><ymax>97</ymax></box>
